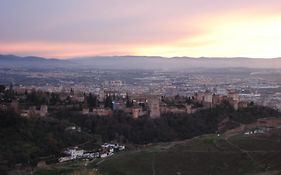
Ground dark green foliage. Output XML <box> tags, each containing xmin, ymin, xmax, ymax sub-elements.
<box><xmin>49</xmin><ymin>92</ymin><xmax>60</xmax><ymax>105</ymax></box>
<box><xmin>0</xmin><ymin>85</ymin><xmax>15</xmax><ymax>103</ymax></box>
<box><xmin>230</xmin><ymin>105</ymin><xmax>280</xmax><ymax>124</ymax></box>
<box><xmin>53</xmin><ymin>103</ymin><xmax>280</xmax><ymax>145</ymax></box>
<box><xmin>0</xmin><ymin>110</ymin><xmax>90</xmax><ymax>173</ymax></box>
<box><xmin>26</xmin><ymin>90</ymin><xmax>48</xmax><ymax>106</ymax></box>
<box><xmin>125</xmin><ymin>95</ymin><xmax>133</xmax><ymax>108</ymax></box>
<box><xmin>87</xmin><ymin>93</ymin><xmax>97</xmax><ymax>108</ymax></box>
<box><xmin>104</xmin><ymin>96</ymin><xmax>113</xmax><ymax>109</ymax></box>
<box><xmin>0</xmin><ymin>85</ymin><xmax>5</xmax><ymax>93</ymax></box>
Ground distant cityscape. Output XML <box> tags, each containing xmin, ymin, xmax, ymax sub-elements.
<box><xmin>1</xmin><ymin>67</ymin><xmax>281</xmax><ymax>112</ymax></box>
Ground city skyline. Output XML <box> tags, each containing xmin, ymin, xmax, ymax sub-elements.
<box><xmin>0</xmin><ymin>0</ymin><xmax>281</xmax><ymax>58</ymax></box>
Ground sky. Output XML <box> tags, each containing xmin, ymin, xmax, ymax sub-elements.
<box><xmin>0</xmin><ymin>0</ymin><xmax>281</xmax><ymax>59</ymax></box>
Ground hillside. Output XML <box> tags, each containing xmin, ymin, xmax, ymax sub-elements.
<box><xmin>10</xmin><ymin>116</ymin><xmax>281</xmax><ymax>175</ymax></box>
<box><xmin>1</xmin><ymin>92</ymin><xmax>280</xmax><ymax>175</ymax></box>
<box><xmin>0</xmin><ymin>111</ymin><xmax>94</xmax><ymax>174</ymax></box>
<box><xmin>96</xmin><ymin>128</ymin><xmax>281</xmax><ymax>175</ymax></box>
<box><xmin>0</xmin><ymin>55</ymin><xmax>74</xmax><ymax>68</ymax></box>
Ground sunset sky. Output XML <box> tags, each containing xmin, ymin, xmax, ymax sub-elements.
<box><xmin>0</xmin><ymin>0</ymin><xmax>281</xmax><ymax>58</ymax></box>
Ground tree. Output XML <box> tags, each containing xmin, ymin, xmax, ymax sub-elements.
<box><xmin>125</xmin><ymin>94</ymin><xmax>133</xmax><ymax>108</ymax></box>
<box><xmin>50</xmin><ymin>93</ymin><xmax>59</xmax><ymax>105</ymax></box>
<box><xmin>87</xmin><ymin>93</ymin><xmax>97</xmax><ymax>107</ymax></box>
<box><xmin>104</xmin><ymin>96</ymin><xmax>113</xmax><ymax>109</ymax></box>
<box><xmin>0</xmin><ymin>85</ymin><xmax>5</xmax><ymax>93</ymax></box>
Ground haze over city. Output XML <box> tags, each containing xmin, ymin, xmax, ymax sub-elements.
<box><xmin>0</xmin><ymin>0</ymin><xmax>281</xmax><ymax>58</ymax></box>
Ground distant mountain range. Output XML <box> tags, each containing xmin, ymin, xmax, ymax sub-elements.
<box><xmin>1</xmin><ymin>54</ymin><xmax>281</xmax><ymax>70</ymax></box>
<box><xmin>0</xmin><ymin>55</ymin><xmax>73</xmax><ymax>68</ymax></box>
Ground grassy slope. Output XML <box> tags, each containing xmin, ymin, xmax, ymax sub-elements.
<box><xmin>97</xmin><ymin>130</ymin><xmax>281</xmax><ymax>175</ymax></box>
<box><xmin>15</xmin><ymin>130</ymin><xmax>281</xmax><ymax>175</ymax></box>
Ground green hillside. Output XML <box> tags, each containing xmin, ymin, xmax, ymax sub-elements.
<box><xmin>97</xmin><ymin>130</ymin><xmax>281</xmax><ymax>175</ymax></box>
<box><xmin>15</xmin><ymin>129</ymin><xmax>281</xmax><ymax>175</ymax></box>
